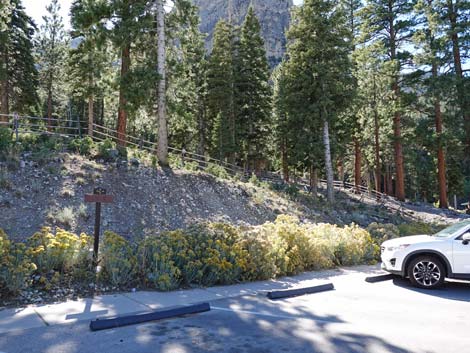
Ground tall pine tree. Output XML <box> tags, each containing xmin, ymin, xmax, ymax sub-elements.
<box><xmin>36</xmin><ymin>0</ymin><xmax>68</xmax><ymax>130</ymax></box>
<box><xmin>360</xmin><ymin>0</ymin><xmax>415</xmax><ymax>201</ymax></box>
<box><xmin>0</xmin><ymin>0</ymin><xmax>38</xmax><ymax>119</ymax></box>
<box><xmin>283</xmin><ymin>0</ymin><xmax>353</xmax><ymax>203</ymax></box>
<box><xmin>235</xmin><ymin>6</ymin><xmax>272</xmax><ymax>171</ymax></box>
<box><xmin>206</xmin><ymin>20</ymin><xmax>236</xmax><ymax>162</ymax></box>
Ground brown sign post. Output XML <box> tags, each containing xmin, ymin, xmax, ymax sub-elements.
<box><xmin>85</xmin><ymin>187</ymin><xmax>114</xmax><ymax>266</ymax></box>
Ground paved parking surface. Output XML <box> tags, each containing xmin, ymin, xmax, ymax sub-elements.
<box><xmin>0</xmin><ymin>270</ymin><xmax>469</xmax><ymax>353</ymax></box>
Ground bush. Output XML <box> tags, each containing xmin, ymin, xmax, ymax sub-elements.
<box><xmin>138</xmin><ymin>231</ymin><xmax>186</xmax><ymax>291</ymax></box>
<box><xmin>0</xmin><ymin>127</ymin><xmax>12</xmax><ymax>154</ymax></box>
<box><xmin>397</xmin><ymin>222</ymin><xmax>444</xmax><ymax>237</ymax></box>
<box><xmin>367</xmin><ymin>222</ymin><xmax>400</xmax><ymax>244</ymax></box>
<box><xmin>97</xmin><ymin>138</ymin><xmax>117</xmax><ymax>160</ymax></box>
<box><xmin>139</xmin><ymin>223</ymin><xmax>247</xmax><ymax>288</ymax></box>
<box><xmin>27</xmin><ymin>227</ymin><xmax>91</xmax><ymax>274</ymax></box>
<box><xmin>100</xmin><ymin>231</ymin><xmax>137</xmax><ymax>288</ymax></box>
<box><xmin>0</xmin><ymin>230</ymin><xmax>36</xmax><ymax>296</ymax></box>
<box><xmin>69</xmin><ymin>137</ymin><xmax>94</xmax><ymax>155</ymax></box>
<box><xmin>0</xmin><ymin>217</ymin><xmax>380</xmax><ymax>298</ymax></box>
<box><xmin>205</xmin><ymin>163</ymin><xmax>229</xmax><ymax>179</ymax></box>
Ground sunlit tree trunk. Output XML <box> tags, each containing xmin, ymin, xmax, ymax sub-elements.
<box><xmin>117</xmin><ymin>44</ymin><xmax>130</xmax><ymax>147</ymax></box>
<box><xmin>323</xmin><ymin>118</ymin><xmax>334</xmax><ymax>203</ymax></box>
<box><xmin>156</xmin><ymin>0</ymin><xmax>168</xmax><ymax>166</ymax></box>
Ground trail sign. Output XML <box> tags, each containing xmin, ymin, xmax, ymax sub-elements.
<box><xmin>85</xmin><ymin>187</ymin><xmax>114</xmax><ymax>266</ymax></box>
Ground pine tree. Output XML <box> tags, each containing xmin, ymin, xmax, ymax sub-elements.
<box><xmin>272</xmin><ymin>62</ymin><xmax>290</xmax><ymax>182</ymax></box>
<box><xmin>283</xmin><ymin>0</ymin><xmax>353</xmax><ymax>203</ymax></box>
<box><xmin>360</xmin><ymin>0</ymin><xmax>416</xmax><ymax>201</ymax></box>
<box><xmin>206</xmin><ymin>19</ymin><xmax>236</xmax><ymax>162</ymax></box>
<box><xmin>166</xmin><ymin>0</ymin><xmax>207</xmax><ymax>156</ymax></box>
<box><xmin>0</xmin><ymin>0</ymin><xmax>38</xmax><ymax>120</ymax></box>
<box><xmin>414</xmin><ymin>0</ymin><xmax>450</xmax><ymax>208</ymax></box>
<box><xmin>441</xmin><ymin>0</ymin><xmax>470</xmax><ymax>175</ymax></box>
<box><xmin>69</xmin><ymin>0</ymin><xmax>109</xmax><ymax>137</ymax></box>
<box><xmin>36</xmin><ymin>0</ymin><xmax>69</xmax><ymax>130</ymax></box>
<box><xmin>235</xmin><ymin>6</ymin><xmax>272</xmax><ymax>171</ymax></box>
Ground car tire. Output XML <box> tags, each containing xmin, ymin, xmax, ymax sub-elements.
<box><xmin>407</xmin><ymin>256</ymin><xmax>445</xmax><ymax>289</ymax></box>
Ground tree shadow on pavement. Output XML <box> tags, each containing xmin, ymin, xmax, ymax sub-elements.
<box><xmin>0</xmin><ymin>291</ymin><xmax>412</xmax><ymax>353</ymax></box>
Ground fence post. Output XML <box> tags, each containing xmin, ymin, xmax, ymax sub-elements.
<box><xmin>454</xmin><ymin>195</ymin><xmax>458</xmax><ymax>210</ymax></box>
<box><xmin>14</xmin><ymin>112</ymin><xmax>19</xmax><ymax>143</ymax></box>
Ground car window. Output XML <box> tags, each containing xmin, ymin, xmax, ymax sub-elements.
<box><xmin>434</xmin><ymin>220</ymin><xmax>470</xmax><ymax>238</ymax></box>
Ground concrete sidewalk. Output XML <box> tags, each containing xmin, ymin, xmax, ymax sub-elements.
<box><xmin>0</xmin><ymin>264</ymin><xmax>383</xmax><ymax>334</ymax></box>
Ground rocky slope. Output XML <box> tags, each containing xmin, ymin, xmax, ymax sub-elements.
<box><xmin>193</xmin><ymin>0</ymin><xmax>293</xmax><ymax>67</ymax></box>
<box><xmin>1</xmin><ymin>150</ymin><xmax>467</xmax><ymax>241</ymax></box>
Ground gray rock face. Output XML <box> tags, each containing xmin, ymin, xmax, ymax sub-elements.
<box><xmin>193</xmin><ymin>0</ymin><xmax>293</xmax><ymax>67</ymax></box>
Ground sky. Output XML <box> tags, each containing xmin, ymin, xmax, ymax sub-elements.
<box><xmin>23</xmin><ymin>0</ymin><xmax>304</xmax><ymax>31</ymax></box>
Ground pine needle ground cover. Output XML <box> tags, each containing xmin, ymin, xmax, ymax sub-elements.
<box><xmin>0</xmin><ymin>216</ymin><xmax>381</xmax><ymax>306</ymax></box>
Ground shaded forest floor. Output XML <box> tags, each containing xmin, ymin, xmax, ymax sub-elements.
<box><xmin>0</xmin><ymin>149</ymin><xmax>467</xmax><ymax>241</ymax></box>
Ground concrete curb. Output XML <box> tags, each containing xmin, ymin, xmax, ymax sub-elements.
<box><xmin>89</xmin><ymin>303</ymin><xmax>211</xmax><ymax>331</ymax></box>
<box><xmin>365</xmin><ymin>274</ymin><xmax>396</xmax><ymax>283</ymax></box>
<box><xmin>267</xmin><ymin>283</ymin><xmax>334</xmax><ymax>300</ymax></box>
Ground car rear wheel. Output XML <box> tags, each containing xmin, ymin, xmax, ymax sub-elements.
<box><xmin>407</xmin><ymin>256</ymin><xmax>445</xmax><ymax>289</ymax></box>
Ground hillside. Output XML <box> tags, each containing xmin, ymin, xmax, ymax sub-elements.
<box><xmin>0</xmin><ymin>145</ymin><xmax>466</xmax><ymax>241</ymax></box>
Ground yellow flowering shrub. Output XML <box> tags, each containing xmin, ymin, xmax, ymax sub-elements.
<box><xmin>1</xmin><ymin>216</ymin><xmax>380</xmax><ymax>297</ymax></box>
<box><xmin>27</xmin><ymin>227</ymin><xmax>91</xmax><ymax>274</ymax></box>
<box><xmin>100</xmin><ymin>231</ymin><xmax>137</xmax><ymax>288</ymax></box>
<box><xmin>0</xmin><ymin>229</ymin><xmax>36</xmax><ymax>296</ymax></box>
<box><xmin>324</xmin><ymin>224</ymin><xmax>379</xmax><ymax>266</ymax></box>
<box><xmin>138</xmin><ymin>231</ymin><xmax>187</xmax><ymax>291</ymax></box>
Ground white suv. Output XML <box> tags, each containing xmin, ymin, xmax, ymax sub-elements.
<box><xmin>381</xmin><ymin>219</ymin><xmax>470</xmax><ymax>288</ymax></box>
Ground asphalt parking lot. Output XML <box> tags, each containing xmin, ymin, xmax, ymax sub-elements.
<box><xmin>1</xmin><ymin>270</ymin><xmax>469</xmax><ymax>353</ymax></box>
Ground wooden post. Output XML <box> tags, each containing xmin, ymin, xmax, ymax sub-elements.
<box><xmin>85</xmin><ymin>187</ymin><xmax>114</xmax><ymax>266</ymax></box>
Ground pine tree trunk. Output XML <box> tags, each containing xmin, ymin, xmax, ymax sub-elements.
<box><xmin>197</xmin><ymin>108</ymin><xmax>206</xmax><ymax>164</ymax></box>
<box><xmin>117</xmin><ymin>44</ymin><xmax>130</xmax><ymax>147</ymax></box>
<box><xmin>0</xmin><ymin>45</ymin><xmax>8</xmax><ymax>120</ymax></box>
<box><xmin>282</xmin><ymin>137</ymin><xmax>289</xmax><ymax>182</ymax></box>
<box><xmin>323</xmin><ymin>119</ymin><xmax>334</xmax><ymax>203</ymax></box>
<box><xmin>47</xmin><ymin>85</ymin><xmax>53</xmax><ymax>131</ymax></box>
<box><xmin>354</xmin><ymin>138</ymin><xmax>362</xmax><ymax>193</ymax></box>
<box><xmin>310</xmin><ymin>165</ymin><xmax>317</xmax><ymax>199</ymax></box>
<box><xmin>338</xmin><ymin>158</ymin><xmax>344</xmax><ymax>184</ymax></box>
<box><xmin>88</xmin><ymin>95</ymin><xmax>94</xmax><ymax>137</ymax></box>
<box><xmin>389</xmin><ymin>5</ymin><xmax>405</xmax><ymax>201</ymax></box>
<box><xmin>432</xmin><ymin>62</ymin><xmax>448</xmax><ymax>209</ymax></box>
<box><xmin>374</xmin><ymin>108</ymin><xmax>381</xmax><ymax>193</ymax></box>
<box><xmin>156</xmin><ymin>0</ymin><xmax>168</xmax><ymax>166</ymax></box>
<box><xmin>447</xmin><ymin>0</ymin><xmax>470</xmax><ymax>173</ymax></box>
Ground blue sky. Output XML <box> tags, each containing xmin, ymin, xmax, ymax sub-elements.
<box><xmin>23</xmin><ymin>0</ymin><xmax>304</xmax><ymax>30</ymax></box>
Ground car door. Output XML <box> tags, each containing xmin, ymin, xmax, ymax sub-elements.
<box><xmin>452</xmin><ymin>229</ymin><xmax>470</xmax><ymax>274</ymax></box>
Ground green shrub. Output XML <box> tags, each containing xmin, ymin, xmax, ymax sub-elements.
<box><xmin>97</xmin><ymin>138</ymin><xmax>116</xmax><ymax>160</ymax></box>
<box><xmin>69</xmin><ymin>137</ymin><xmax>94</xmax><ymax>155</ymax></box>
<box><xmin>284</xmin><ymin>184</ymin><xmax>300</xmax><ymax>199</ymax></box>
<box><xmin>248</xmin><ymin>173</ymin><xmax>260</xmax><ymax>186</ymax></box>
<box><xmin>205</xmin><ymin>163</ymin><xmax>229</xmax><ymax>179</ymax></box>
<box><xmin>0</xmin><ymin>127</ymin><xmax>12</xmax><ymax>153</ymax></box>
<box><xmin>183</xmin><ymin>161</ymin><xmax>199</xmax><ymax>172</ymax></box>
<box><xmin>0</xmin><ymin>230</ymin><xmax>36</xmax><ymax>296</ymax></box>
<box><xmin>367</xmin><ymin>222</ymin><xmax>400</xmax><ymax>244</ymax></box>
<box><xmin>100</xmin><ymin>231</ymin><xmax>137</xmax><ymax>288</ymax></box>
<box><xmin>397</xmin><ymin>222</ymin><xmax>443</xmax><ymax>237</ymax></box>
<box><xmin>138</xmin><ymin>231</ymin><xmax>186</xmax><ymax>291</ymax></box>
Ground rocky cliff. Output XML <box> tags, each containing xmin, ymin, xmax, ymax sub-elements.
<box><xmin>192</xmin><ymin>0</ymin><xmax>293</xmax><ymax>67</ymax></box>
